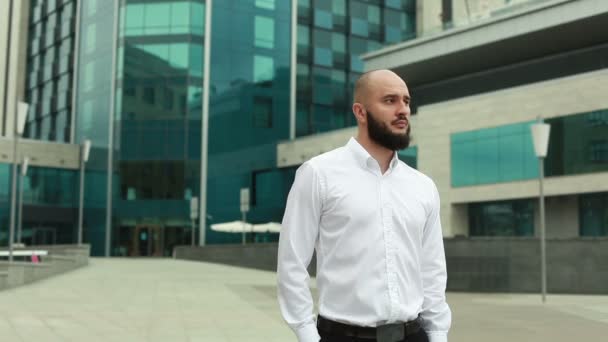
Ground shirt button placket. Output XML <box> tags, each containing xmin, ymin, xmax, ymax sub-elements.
<box><xmin>381</xmin><ymin>179</ymin><xmax>398</xmax><ymax>320</ymax></box>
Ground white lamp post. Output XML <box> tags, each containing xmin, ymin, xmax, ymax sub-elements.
<box><xmin>16</xmin><ymin>156</ymin><xmax>29</xmax><ymax>245</ymax></box>
<box><xmin>190</xmin><ymin>197</ymin><xmax>199</xmax><ymax>246</ymax></box>
<box><xmin>530</xmin><ymin>117</ymin><xmax>551</xmax><ymax>303</ymax></box>
<box><xmin>240</xmin><ymin>188</ymin><xmax>250</xmax><ymax>245</ymax></box>
<box><xmin>8</xmin><ymin>102</ymin><xmax>29</xmax><ymax>262</ymax></box>
<box><xmin>77</xmin><ymin>139</ymin><xmax>91</xmax><ymax>245</ymax></box>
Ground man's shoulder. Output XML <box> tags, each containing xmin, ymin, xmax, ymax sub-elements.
<box><xmin>307</xmin><ymin>146</ymin><xmax>348</xmax><ymax>169</ymax></box>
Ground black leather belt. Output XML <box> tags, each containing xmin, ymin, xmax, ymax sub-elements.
<box><xmin>317</xmin><ymin>315</ymin><xmax>422</xmax><ymax>340</ymax></box>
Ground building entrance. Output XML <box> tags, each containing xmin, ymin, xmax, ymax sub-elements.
<box><xmin>132</xmin><ymin>225</ymin><xmax>163</xmax><ymax>257</ymax></box>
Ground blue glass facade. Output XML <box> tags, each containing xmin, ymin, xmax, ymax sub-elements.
<box><xmin>545</xmin><ymin>109</ymin><xmax>608</xmax><ymax>177</ymax></box>
<box><xmin>451</xmin><ymin>121</ymin><xmax>538</xmax><ymax>187</ymax></box>
<box><xmin>0</xmin><ymin>163</ymin><xmax>11</xmax><ymax>244</ymax></box>
<box><xmin>74</xmin><ymin>0</ymin><xmax>117</xmax><ymax>256</ymax></box>
<box><xmin>469</xmin><ymin>199</ymin><xmax>535</xmax><ymax>237</ymax></box>
<box><xmin>0</xmin><ymin>162</ymin><xmax>78</xmax><ymax>245</ymax></box>
<box><xmin>580</xmin><ymin>192</ymin><xmax>608</xmax><ymax>237</ymax></box>
<box><xmin>451</xmin><ymin>109</ymin><xmax>608</xmax><ymax>187</ymax></box>
<box><xmin>296</xmin><ymin>0</ymin><xmax>416</xmax><ymax>136</ymax></box>
<box><xmin>6</xmin><ymin>0</ymin><xmax>421</xmax><ymax>255</ymax></box>
<box><xmin>398</xmin><ymin>146</ymin><xmax>417</xmax><ymax>169</ymax></box>
<box><xmin>112</xmin><ymin>0</ymin><xmax>207</xmax><ymax>255</ymax></box>
<box><xmin>24</xmin><ymin>0</ymin><xmax>77</xmax><ymax>143</ymax></box>
<box><xmin>206</xmin><ymin>0</ymin><xmax>292</xmax><ymax>244</ymax></box>
<box><xmin>453</xmin><ymin>110</ymin><xmax>608</xmax><ymax>237</ymax></box>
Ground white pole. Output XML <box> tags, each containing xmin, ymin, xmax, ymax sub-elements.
<box><xmin>8</xmin><ymin>102</ymin><xmax>28</xmax><ymax>261</ymax></box>
<box><xmin>77</xmin><ymin>139</ymin><xmax>90</xmax><ymax>245</ymax></box>
<box><xmin>105</xmin><ymin>0</ymin><xmax>120</xmax><ymax>257</ymax></box>
<box><xmin>539</xmin><ymin>157</ymin><xmax>547</xmax><ymax>303</ymax></box>
<box><xmin>8</xmin><ymin>127</ymin><xmax>18</xmax><ymax>261</ymax></box>
<box><xmin>531</xmin><ymin>117</ymin><xmax>550</xmax><ymax>303</ymax></box>
<box><xmin>289</xmin><ymin>0</ymin><xmax>297</xmax><ymax>140</ymax></box>
<box><xmin>191</xmin><ymin>218</ymin><xmax>196</xmax><ymax>247</ymax></box>
<box><xmin>16</xmin><ymin>159</ymin><xmax>25</xmax><ymax>244</ymax></box>
<box><xmin>78</xmin><ymin>153</ymin><xmax>85</xmax><ymax>244</ymax></box>
<box><xmin>241</xmin><ymin>211</ymin><xmax>246</xmax><ymax>245</ymax></box>
<box><xmin>200</xmin><ymin>0</ymin><xmax>213</xmax><ymax>246</ymax></box>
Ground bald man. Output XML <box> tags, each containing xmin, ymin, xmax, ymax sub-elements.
<box><xmin>277</xmin><ymin>70</ymin><xmax>451</xmax><ymax>342</ymax></box>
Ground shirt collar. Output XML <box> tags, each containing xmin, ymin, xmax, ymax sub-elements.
<box><xmin>346</xmin><ymin>137</ymin><xmax>400</xmax><ymax>172</ymax></box>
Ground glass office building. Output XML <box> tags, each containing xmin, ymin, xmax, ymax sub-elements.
<box><xmin>0</xmin><ymin>0</ymin><xmax>418</xmax><ymax>256</ymax></box>
<box><xmin>24</xmin><ymin>0</ymin><xmax>77</xmax><ymax>143</ymax></box>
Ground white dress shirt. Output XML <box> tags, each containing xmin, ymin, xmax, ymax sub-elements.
<box><xmin>277</xmin><ymin>138</ymin><xmax>451</xmax><ymax>342</ymax></box>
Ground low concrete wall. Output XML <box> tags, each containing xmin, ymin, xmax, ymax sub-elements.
<box><xmin>175</xmin><ymin>243</ymin><xmax>282</xmax><ymax>273</ymax></box>
<box><xmin>175</xmin><ymin>238</ymin><xmax>608</xmax><ymax>294</ymax></box>
<box><xmin>0</xmin><ymin>244</ymin><xmax>90</xmax><ymax>291</ymax></box>
<box><xmin>445</xmin><ymin>237</ymin><xmax>608</xmax><ymax>294</ymax></box>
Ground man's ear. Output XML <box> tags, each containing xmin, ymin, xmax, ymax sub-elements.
<box><xmin>352</xmin><ymin>103</ymin><xmax>366</xmax><ymax>124</ymax></box>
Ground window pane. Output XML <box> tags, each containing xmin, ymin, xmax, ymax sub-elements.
<box><xmin>145</xmin><ymin>3</ymin><xmax>170</xmax><ymax>28</ymax></box>
<box><xmin>314</xmin><ymin>48</ymin><xmax>332</xmax><ymax>67</ymax></box>
<box><xmin>331</xmin><ymin>32</ymin><xmax>345</xmax><ymax>53</ymax></box>
<box><xmin>191</xmin><ymin>3</ymin><xmax>205</xmax><ymax>30</ymax></box>
<box><xmin>297</xmin><ymin>25</ymin><xmax>309</xmax><ymax>46</ymax></box>
<box><xmin>171</xmin><ymin>2</ymin><xmax>190</xmax><ymax>28</ymax></box>
<box><xmin>126</xmin><ymin>4</ymin><xmax>144</xmax><ymax>28</ymax></box>
<box><xmin>256</xmin><ymin>0</ymin><xmax>275</xmax><ymax>10</ymax></box>
<box><xmin>314</xmin><ymin>9</ymin><xmax>332</xmax><ymax>29</ymax></box>
<box><xmin>253</xmin><ymin>55</ymin><xmax>274</xmax><ymax>82</ymax></box>
<box><xmin>85</xmin><ymin>23</ymin><xmax>96</xmax><ymax>53</ymax></box>
<box><xmin>189</xmin><ymin>44</ymin><xmax>203</xmax><ymax>77</ymax></box>
<box><xmin>169</xmin><ymin>43</ymin><xmax>189</xmax><ymax>69</ymax></box>
<box><xmin>255</xmin><ymin>16</ymin><xmax>274</xmax><ymax>49</ymax></box>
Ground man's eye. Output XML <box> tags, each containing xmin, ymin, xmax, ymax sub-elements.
<box><xmin>385</xmin><ymin>98</ymin><xmax>394</xmax><ymax>103</ymax></box>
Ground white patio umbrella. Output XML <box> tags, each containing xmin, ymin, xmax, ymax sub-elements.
<box><xmin>252</xmin><ymin>222</ymin><xmax>282</xmax><ymax>233</ymax></box>
<box><xmin>210</xmin><ymin>220</ymin><xmax>253</xmax><ymax>233</ymax></box>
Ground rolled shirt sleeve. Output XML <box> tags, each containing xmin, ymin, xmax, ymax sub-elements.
<box><xmin>277</xmin><ymin>162</ymin><xmax>323</xmax><ymax>342</ymax></box>
<box><xmin>419</xmin><ymin>182</ymin><xmax>452</xmax><ymax>341</ymax></box>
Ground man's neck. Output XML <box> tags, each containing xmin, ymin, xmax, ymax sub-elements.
<box><xmin>355</xmin><ymin>135</ymin><xmax>394</xmax><ymax>174</ymax></box>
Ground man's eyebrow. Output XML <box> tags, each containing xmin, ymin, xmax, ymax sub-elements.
<box><xmin>382</xmin><ymin>94</ymin><xmax>411</xmax><ymax>100</ymax></box>
<box><xmin>382</xmin><ymin>93</ymin><xmax>399</xmax><ymax>98</ymax></box>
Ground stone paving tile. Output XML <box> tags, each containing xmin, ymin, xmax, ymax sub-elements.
<box><xmin>0</xmin><ymin>258</ymin><xmax>606</xmax><ymax>341</ymax></box>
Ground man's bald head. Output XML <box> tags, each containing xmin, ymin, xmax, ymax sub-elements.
<box><xmin>353</xmin><ymin>69</ymin><xmax>405</xmax><ymax>104</ymax></box>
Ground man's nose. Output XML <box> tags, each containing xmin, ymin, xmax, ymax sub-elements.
<box><xmin>397</xmin><ymin>101</ymin><xmax>410</xmax><ymax>117</ymax></box>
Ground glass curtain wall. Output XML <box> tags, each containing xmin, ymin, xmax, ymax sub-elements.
<box><xmin>469</xmin><ymin>199</ymin><xmax>535</xmax><ymax>236</ymax></box>
<box><xmin>19</xmin><ymin>167</ymin><xmax>78</xmax><ymax>245</ymax></box>
<box><xmin>114</xmin><ymin>0</ymin><xmax>206</xmax><ymax>256</ymax></box>
<box><xmin>451</xmin><ymin>109</ymin><xmax>608</xmax><ymax>187</ymax></box>
<box><xmin>74</xmin><ymin>0</ymin><xmax>117</xmax><ymax>256</ymax></box>
<box><xmin>0</xmin><ymin>163</ymin><xmax>11</xmax><ymax>244</ymax></box>
<box><xmin>0</xmin><ymin>163</ymin><xmax>78</xmax><ymax>245</ymax></box>
<box><xmin>580</xmin><ymin>192</ymin><xmax>608</xmax><ymax>237</ymax></box>
<box><xmin>451</xmin><ymin>121</ymin><xmax>538</xmax><ymax>187</ymax></box>
<box><xmin>24</xmin><ymin>0</ymin><xmax>77</xmax><ymax>143</ymax></box>
<box><xmin>206</xmin><ymin>0</ymin><xmax>292</xmax><ymax>244</ymax></box>
<box><xmin>545</xmin><ymin>109</ymin><xmax>608</xmax><ymax>177</ymax></box>
<box><xmin>296</xmin><ymin>0</ymin><xmax>416</xmax><ymax>136</ymax></box>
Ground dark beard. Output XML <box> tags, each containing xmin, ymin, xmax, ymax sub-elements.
<box><xmin>366</xmin><ymin>110</ymin><xmax>411</xmax><ymax>150</ymax></box>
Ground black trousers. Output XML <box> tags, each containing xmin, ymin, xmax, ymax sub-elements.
<box><xmin>319</xmin><ymin>328</ymin><xmax>430</xmax><ymax>342</ymax></box>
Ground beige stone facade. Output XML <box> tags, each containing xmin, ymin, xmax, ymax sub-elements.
<box><xmin>0</xmin><ymin>0</ymin><xmax>30</xmax><ymax>138</ymax></box>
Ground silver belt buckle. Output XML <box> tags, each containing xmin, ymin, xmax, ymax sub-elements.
<box><xmin>376</xmin><ymin>323</ymin><xmax>404</xmax><ymax>342</ymax></box>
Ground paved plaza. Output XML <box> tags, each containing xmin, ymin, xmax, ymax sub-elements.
<box><xmin>0</xmin><ymin>258</ymin><xmax>607</xmax><ymax>341</ymax></box>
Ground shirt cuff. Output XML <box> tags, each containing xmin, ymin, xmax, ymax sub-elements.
<box><xmin>294</xmin><ymin>322</ymin><xmax>320</xmax><ymax>342</ymax></box>
<box><xmin>427</xmin><ymin>331</ymin><xmax>448</xmax><ymax>342</ymax></box>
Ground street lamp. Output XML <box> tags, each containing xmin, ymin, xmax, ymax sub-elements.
<box><xmin>77</xmin><ymin>139</ymin><xmax>91</xmax><ymax>245</ymax></box>
<box><xmin>190</xmin><ymin>196</ymin><xmax>199</xmax><ymax>246</ymax></box>
<box><xmin>530</xmin><ymin>117</ymin><xmax>551</xmax><ymax>303</ymax></box>
<box><xmin>8</xmin><ymin>101</ymin><xmax>29</xmax><ymax>262</ymax></box>
<box><xmin>240</xmin><ymin>188</ymin><xmax>250</xmax><ymax>245</ymax></box>
<box><xmin>16</xmin><ymin>156</ymin><xmax>29</xmax><ymax>245</ymax></box>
